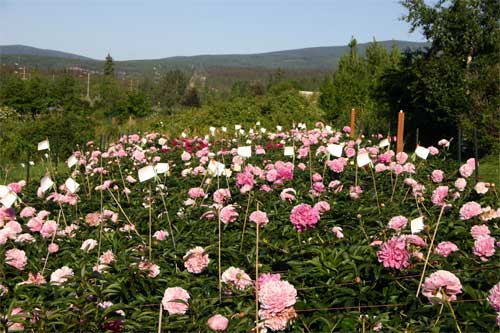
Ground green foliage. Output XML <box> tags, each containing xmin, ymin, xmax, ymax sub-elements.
<box><xmin>319</xmin><ymin>38</ymin><xmax>399</xmax><ymax>132</ymax></box>
<box><xmin>392</xmin><ymin>0</ymin><xmax>500</xmax><ymax>154</ymax></box>
<box><xmin>104</xmin><ymin>53</ymin><xmax>115</xmax><ymax>76</ymax></box>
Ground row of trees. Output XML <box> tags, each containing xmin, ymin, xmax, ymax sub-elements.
<box><xmin>319</xmin><ymin>0</ymin><xmax>499</xmax><ymax>153</ymax></box>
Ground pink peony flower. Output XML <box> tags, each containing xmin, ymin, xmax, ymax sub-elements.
<box><xmin>438</xmin><ymin>139</ymin><xmax>450</xmax><ymax>147</ymax></box>
<box><xmin>213</xmin><ymin>188</ymin><xmax>231</xmax><ymax>204</ymax></box>
<box><xmin>474</xmin><ymin>182</ymin><xmax>489</xmax><ymax>194</ymax></box>
<box><xmin>488</xmin><ymin>282</ymin><xmax>500</xmax><ymax>311</ymax></box>
<box><xmin>327</xmin><ymin>158</ymin><xmax>347</xmax><ymax>173</ymax></box>
<box><xmin>377</xmin><ymin>236</ymin><xmax>410</xmax><ymax>270</ymax></box>
<box><xmin>458</xmin><ymin>163</ymin><xmax>476</xmax><ymax>178</ymax></box>
<box><xmin>396</xmin><ymin>152</ymin><xmax>408</xmax><ymax>164</ymax></box>
<box><xmin>81</xmin><ymin>239</ymin><xmax>98</xmax><ymax>252</ymax></box>
<box><xmin>387</xmin><ymin>216</ymin><xmax>408</xmax><ymax>231</ymax></box>
<box><xmin>23</xmin><ymin>272</ymin><xmax>46</xmax><ymax>285</ymax></box>
<box><xmin>459</xmin><ymin>201</ymin><xmax>482</xmax><ymax>220</ymax></box>
<box><xmin>454</xmin><ymin>178</ymin><xmax>467</xmax><ymax>191</ymax></box>
<box><xmin>258</xmin><ymin>273</ymin><xmax>281</xmax><ymax>291</ymax></box>
<box><xmin>162</xmin><ymin>287</ymin><xmax>190</xmax><ymax>315</ymax></box>
<box><xmin>422</xmin><ymin>270</ymin><xmax>462</xmax><ymax>303</ymax></box>
<box><xmin>249</xmin><ymin>210</ymin><xmax>269</xmax><ymax>227</ymax></box>
<box><xmin>183</xmin><ymin>246</ymin><xmax>209</xmax><ymax>274</ymax></box>
<box><xmin>48</xmin><ymin>243</ymin><xmax>59</xmax><ymax>253</ymax></box>
<box><xmin>50</xmin><ymin>266</ymin><xmax>74</xmax><ymax>285</ymax></box>
<box><xmin>20</xmin><ymin>207</ymin><xmax>36</xmax><ymax>218</ymax></box>
<box><xmin>473</xmin><ymin>236</ymin><xmax>495</xmax><ymax>261</ymax></box>
<box><xmin>207</xmin><ymin>314</ymin><xmax>229</xmax><ymax>331</ymax></box>
<box><xmin>5</xmin><ymin>248</ymin><xmax>27</xmax><ymax>270</ymax></box>
<box><xmin>259</xmin><ymin>280</ymin><xmax>297</xmax><ymax>313</ymax></box>
<box><xmin>8</xmin><ymin>307</ymin><xmax>25</xmax><ymax>331</ymax></box>
<box><xmin>85</xmin><ymin>212</ymin><xmax>101</xmax><ymax>227</ymax></box>
<box><xmin>471</xmin><ymin>225</ymin><xmax>490</xmax><ymax>240</ymax></box>
<box><xmin>222</xmin><ymin>267</ymin><xmax>252</xmax><ymax>290</ymax></box>
<box><xmin>40</xmin><ymin>220</ymin><xmax>58</xmax><ymax>238</ymax></box>
<box><xmin>349</xmin><ymin>185</ymin><xmax>363</xmax><ymax>200</ymax></box>
<box><xmin>434</xmin><ymin>242</ymin><xmax>459</xmax><ymax>257</ymax></box>
<box><xmin>331</xmin><ymin>226</ymin><xmax>344</xmax><ymax>239</ymax></box>
<box><xmin>188</xmin><ymin>187</ymin><xmax>206</xmax><ymax>199</ymax></box>
<box><xmin>313</xmin><ymin>201</ymin><xmax>330</xmax><ymax>215</ymax></box>
<box><xmin>99</xmin><ymin>250</ymin><xmax>115</xmax><ymax>265</ymax></box>
<box><xmin>153</xmin><ymin>230</ymin><xmax>168</xmax><ymax>241</ymax></box>
<box><xmin>431</xmin><ymin>170</ymin><xmax>444</xmax><ymax>183</ymax></box>
<box><xmin>431</xmin><ymin>186</ymin><xmax>448</xmax><ymax>206</ymax></box>
<box><xmin>428</xmin><ymin>146</ymin><xmax>439</xmax><ymax>155</ymax></box>
<box><xmin>280</xmin><ymin>188</ymin><xmax>296</xmax><ymax>202</ymax></box>
<box><xmin>259</xmin><ymin>307</ymin><xmax>297</xmax><ymax>331</ymax></box>
<box><xmin>220</xmin><ymin>205</ymin><xmax>238</xmax><ymax>224</ymax></box>
<box><xmin>290</xmin><ymin>204</ymin><xmax>320</xmax><ymax>232</ymax></box>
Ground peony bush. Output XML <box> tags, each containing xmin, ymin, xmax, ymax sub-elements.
<box><xmin>0</xmin><ymin>123</ymin><xmax>499</xmax><ymax>331</ymax></box>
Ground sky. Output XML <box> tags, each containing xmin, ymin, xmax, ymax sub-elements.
<box><xmin>0</xmin><ymin>0</ymin><xmax>425</xmax><ymax>60</ymax></box>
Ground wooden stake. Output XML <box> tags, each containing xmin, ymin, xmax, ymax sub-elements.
<box><xmin>350</xmin><ymin>108</ymin><xmax>356</xmax><ymax>138</ymax></box>
<box><xmin>396</xmin><ymin>110</ymin><xmax>405</xmax><ymax>153</ymax></box>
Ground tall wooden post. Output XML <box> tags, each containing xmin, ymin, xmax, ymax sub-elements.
<box><xmin>396</xmin><ymin>110</ymin><xmax>405</xmax><ymax>153</ymax></box>
<box><xmin>350</xmin><ymin>108</ymin><xmax>356</xmax><ymax>138</ymax></box>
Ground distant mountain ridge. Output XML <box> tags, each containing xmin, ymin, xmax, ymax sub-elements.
<box><xmin>0</xmin><ymin>40</ymin><xmax>428</xmax><ymax>74</ymax></box>
<box><xmin>0</xmin><ymin>44</ymin><xmax>94</xmax><ymax>61</ymax></box>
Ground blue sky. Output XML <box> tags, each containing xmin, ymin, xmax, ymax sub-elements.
<box><xmin>0</xmin><ymin>0</ymin><xmax>425</xmax><ymax>60</ymax></box>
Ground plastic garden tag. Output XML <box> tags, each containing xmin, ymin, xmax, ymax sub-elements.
<box><xmin>327</xmin><ymin>144</ymin><xmax>343</xmax><ymax>157</ymax></box>
<box><xmin>138</xmin><ymin>165</ymin><xmax>156</xmax><ymax>182</ymax></box>
<box><xmin>40</xmin><ymin>176</ymin><xmax>54</xmax><ymax>192</ymax></box>
<box><xmin>65</xmin><ymin>178</ymin><xmax>79</xmax><ymax>193</ymax></box>
<box><xmin>38</xmin><ymin>139</ymin><xmax>50</xmax><ymax>151</ymax></box>
<box><xmin>154</xmin><ymin>163</ymin><xmax>169</xmax><ymax>174</ymax></box>
<box><xmin>67</xmin><ymin>155</ymin><xmax>78</xmax><ymax>168</ymax></box>
<box><xmin>0</xmin><ymin>191</ymin><xmax>17</xmax><ymax>208</ymax></box>
<box><xmin>284</xmin><ymin>146</ymin><xmax>294</xmax><ymax>156</ymax></box>
<box><xmin>207</xmin><ymin>160</ymin><xmax>225</xmax><ymax>176</ymax></box>
<box><xmin>411</xmin><ymin>216</ymin><xmax>425</xmax><ymax>234</ymax></box>
<box><xmin>379</xmin><ymin>138</ymin><xmax>390</xmax><ymax>148</ymax></box>
<box><xmin>415</xmin><ymin>146</ymin><xmax>430</xmax><ymax>160</ymax></box>
<box><xmin>0</xmin><ymin>185</ymin><xmax>9</xmax><ymax>198</ymax></box>
<box><xmin>357</xmin><ymin>152</ymin><xmax>371</xmax><ymax>167</ymax></box>
<box><xmin>237</xmin><ymin>146</ymin><xmax>252</xmax><ymax>158</ymax></box>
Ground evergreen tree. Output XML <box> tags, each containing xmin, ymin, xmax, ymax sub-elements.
<box><xmin>104</xmin><ymin>53</ymin><xmax>114</xmax><ymax>76</ymax></box>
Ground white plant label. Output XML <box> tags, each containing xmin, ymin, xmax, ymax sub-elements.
<box><xmin>67</xmin><ymin>155</ymin><xmax>78</xmax><ymax>168</ymax></box>
<box><xmin>415</xmin><ymin>146</ymin><xmax>430</xmax><ymax>160</ymax></box>
<box><xmin>276</xmin><ymin>125</ymin><xmax>283</xmax><ymax>131</ymax></box>
<box><xmin>379</xmin><ymin>138</ymin><xmax>390</xmax><ymax>148</ymax></box>
<box><xmin>284</xmin><ymin>146</ymin><xmax>294</xmax><ymax>156</ymax></box>
<box><xmin>40</xmin><ymin>176</ymin><xmax>54</xmax><ymax>193</ymax></box>
<box><xmin>208</xmin><ymin>160</ymin><xmax>225</xmax><ymax>176</ymax></box>
<box><xmin>0</xmin><ymin>192</ymin><xmax>17</xmax><ymax>208</ymax></box>
<box><xmin>235</xmin><ymin>124</ymin><xmax>242</xmax><ymax>130</ymax></box>
<box><xmin>154</xmin><ymin>163</ymin><xmax>170</xmax><ymax>174</ymax></box>
<box><xmin>65</xmin><ymin>178</ymin><xmax>79</xmax><ymax>193</ymax></box>
<box><xmin>411</xmin><ymin>216</ymin><xmax>425</xmax><ymax>234</ymax></box>
<box><xmin>357</xmin><ymin>153</ymin><xmax>371</xmax><ymax>167</ymax></box>
<box><xmin>327</xmin><ymin>144</ymin><xmax>343</xmax><ymax>157</ymax></box>
<box><xmin>0</xmin><ymin>185</ymin><xmax>9</xmax><ymax>198</ymax></box>
<box><xmin>38</xmin><ymin>139</ymin><xmax>50</xmax><ymax>151</ymax></box>
<box><xmin>138</xmin><ymin>165</ymin><xmax>156</xmax><ymax>182</ymax></box>
<box><xmin>237</xmin><ymin>146</ymin><xmax>252</xmax><ymax>158</ymax></box>
<box><xmin>221</xmin><ymin>127</ymin><xmax>227</xmax><ymax>132</ymax></box>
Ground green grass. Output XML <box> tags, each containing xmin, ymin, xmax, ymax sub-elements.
<box><xmin>479</xmin><ymin>153</ymin><xmax>500</xmax><ymax>184</ymax></box>
<box><xmin>0</xmin><ymin>159</ymin><xmax>67</xmax><ymax>184</ymax></box>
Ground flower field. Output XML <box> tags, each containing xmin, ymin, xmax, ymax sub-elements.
<box><xmin>0</xmin><ymin>123</ymin><xmax>499</xmax><ymax>332</ymax></box>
